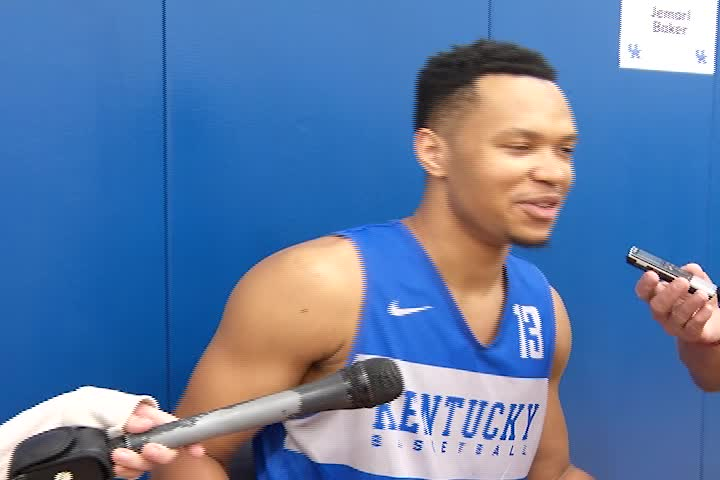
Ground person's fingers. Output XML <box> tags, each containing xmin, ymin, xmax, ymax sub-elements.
<box><xmin>682</xmin><ymin>263</ymin><xmax>709</xmax><ymax>281</ymax></box>
<box><xmin>113</xmin><ymin>464</ymin><xmax>141</xmax><ymax>479</ymax></box>
<box><xmin>125</xmin><ymin>403</ymin><xmax>178</xmax><ymax>434</ymax></box>
<box><xmin>653</xmin><ymin>280</ymin><xmax>668</xmax><ymax>299</ymax></box>
<box><xmin>187</xmin><ymin>443</ymin><xmax>207</xmax><ymax>457</ymax></box>
<box><xmin>649</xmin><ymin>277</ymin><xmax>690</xmax><ymax>318</ymax></box>
<box><xmin>681</xmin><ymin>263</ymin><xmax>720</xmax><ymax>307</ymax></box>
<box><xmin>111</xmin><ymin>448</ymin><xmax>153</xmax><ymax>475</ymax></box>
<box><xmin>123</xmin><ymin>404</ymin><xmax>206</xmax><ymax>461</ymax></box>
<box><xmin>123</xmin><ymin>413</ymin><xmax>154</xmax><ymax>434</ymax></box>
<box><xmin>636</xmin><ymin>270</ymin><xmax>661</xmax><ymax>301</ymax></box>
<box><xmin>672</xmin><ymin>290</ymin><xmax>710</xmax><ymax>328</ymax></box>
<box><xmin>136</xmin><ymin>402</ymin><xmax>177</xmax><ymax>423</ymax></box>
<box><xmin>140</xmin><ymin>443</ymin><xmax>179</xmax><ymax>465</ymax></box>
<box><xmin>681</xmin><ymin>304</ymin><xmax>714</xmax><ymax>340</ymax></box>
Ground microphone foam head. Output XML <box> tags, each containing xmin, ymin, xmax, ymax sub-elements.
<box><xmin>346</xmin><ymin>358</ymin><xmax>404</xmax><ymax>408</ymax></box>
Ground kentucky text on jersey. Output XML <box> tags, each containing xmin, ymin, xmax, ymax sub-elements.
<box><xmin>374</xmin><ymin>391</ymin><xmax>542</xmax><ymax>441</ymax></box>
<box><xmin>371</xmin><ymin>390</ymin><xmax>542</xmax><ymax>461</ymax></box>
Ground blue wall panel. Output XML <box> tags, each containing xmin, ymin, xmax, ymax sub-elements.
<box><xmin>165</xmin><ymin>0</ymin><xmax>491</xmax><ymax>404</ymax></box>
<box><xmin>702</xmin><ymin>10</ymin><xmax>720</xmax><ymax>480</ymax></box>
<box><xmin>493</xmin><ymin>1</ymin><xmax>714</xmax><ymax>478</ymax></box>
<box><xmin>0</xmin><ymin>1</ymin><xmax>168</xmax><ymax>419</ymax></box>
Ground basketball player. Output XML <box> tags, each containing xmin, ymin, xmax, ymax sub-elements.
<box><xmin>635</xmin><ymin>264</ymin><xmax>720</xmax><ymax>391</ymax></box>
<box><xmin>152</xmin><ymin>39</ymin><xmax>592</xmax><ymax>479</ymax></box>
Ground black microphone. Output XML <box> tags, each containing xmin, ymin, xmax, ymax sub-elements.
<box><xmin>108</xmin><ymin>357</ymin><xmax>404</xmax><ymax>452</ymax></box>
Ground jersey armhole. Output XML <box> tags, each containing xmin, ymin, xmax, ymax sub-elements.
<box><xmin>331</xmin><ymin>232</ymin><xmax>368</xmax><ymax>369</ymax></box>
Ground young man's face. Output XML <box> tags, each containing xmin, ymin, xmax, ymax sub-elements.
<box><xmin>443</xmin><ymin>74</ymin><xmax>578</xmax><ymax>247</ymax></box>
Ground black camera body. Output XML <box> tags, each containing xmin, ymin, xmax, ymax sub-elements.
<box><xmin>9</xmin><ymin>426</ymin><xmax>113</xmax><ymax>480</ymax></box>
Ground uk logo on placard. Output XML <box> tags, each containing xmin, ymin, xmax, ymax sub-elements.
<box><xmin>513</xmin><ymin>304</ymin><xmax>544</xmax><ymax>360</ymax></box>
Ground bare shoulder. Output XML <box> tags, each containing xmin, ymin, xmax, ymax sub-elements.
<box><xmin>260</xmin><ymin>234</ymin><xmax>361</xmax><ymax>285</ymax></box>
<box><xmin>216</xmin><ymin>234</ymin><xmax>363</xmax><ymax>365</ymax></box>
<box><xmin>244</xmin><ymin>234</ymin><xmax>361</xmax><ymax>310</ymax></box>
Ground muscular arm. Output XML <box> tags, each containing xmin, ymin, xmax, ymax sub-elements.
<box><xmin>151</xmin><ymin>237</ymin><xmax>360</xmax><ymax>480</ymax></box>
<box><xmin>526</xmin><ymin>288</ymin><xmax>593</xmax><ymax>480</ymax></box>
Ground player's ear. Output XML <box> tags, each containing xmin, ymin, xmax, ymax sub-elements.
<box><xmin>414</xmin><ymin>128</ymin><xmax>448</xmax><ymax>178</ymax></box>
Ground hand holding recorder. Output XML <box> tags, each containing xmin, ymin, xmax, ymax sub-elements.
<box><xmin>629</xmin><ymin>246</ymin><xmax>720</xmax><ymax>344</ymax></box>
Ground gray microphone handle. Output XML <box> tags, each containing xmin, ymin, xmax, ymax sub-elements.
<box><xmin>117</xmin><ymin>391</ymin><xmax>301</xmax><ymax>451</ymax></box>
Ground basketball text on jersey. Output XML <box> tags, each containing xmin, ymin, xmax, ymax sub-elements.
<box><xmin>284</xmin><ymin>356</ymin><xmax>548</xmax><ymax>479</ymax></box>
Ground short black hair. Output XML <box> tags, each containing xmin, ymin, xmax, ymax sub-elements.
<box><xmin>414</xmin><ymin>39</ymin><xmax>557</xmax><ymax>132</ymax></box>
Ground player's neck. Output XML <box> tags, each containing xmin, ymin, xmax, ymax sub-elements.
<box><xmin>404</xmin><ymin>199</ymin><xmax>509</xmax><ymax>292</ymax></box>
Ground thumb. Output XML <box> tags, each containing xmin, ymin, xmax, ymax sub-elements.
<box><xmin>682</xmin><ymin>263</ymin><xmax>710</xmax><ymax>281</ymax></box>
<box><xmin>654</xmin><ymin>280</ymin><xmax>669</xmax><ymax>296</ymax></box>
<box><xmin>123</xmin><ymin>414</ymin><xmax>155</xmax><ymax>434</ymax></box>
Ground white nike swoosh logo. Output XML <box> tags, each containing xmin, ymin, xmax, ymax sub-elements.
<box><xmin>388</xmin><ymin>300</ymin><xmax>433</xmax><ymax>317</ymax></box>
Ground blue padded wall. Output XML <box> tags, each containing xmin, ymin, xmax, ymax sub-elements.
<box><xmin>702</xmin><ymin>7</ymin><xmax>720</xmax><ymax>479</ymax></box>
<box><xmin>0</xmin><ymin>1</ymin><xmax>168</xmax><ymax>418</ymax></box>
<box><xmin>165</xmin><ymin>0</ymin><xmax>491</xmax><ymax>404</ymax></box>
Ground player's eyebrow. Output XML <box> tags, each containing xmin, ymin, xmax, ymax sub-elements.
<box><xmin>497</xmin><ymin>128</ymin><xmax>578</xmax><ymax>142</ymax></box>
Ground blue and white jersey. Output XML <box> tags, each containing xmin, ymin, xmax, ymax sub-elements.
<box><xmin>253</xmin><ymin>220</ymin><xmax>557</xmax><ymax>480</ymax></box>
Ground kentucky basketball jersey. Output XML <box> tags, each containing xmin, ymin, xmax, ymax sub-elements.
<box><xmin>253</xmin><ymin>220</ymin><xmax>557</xmax><ymax>480</ymax></box>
